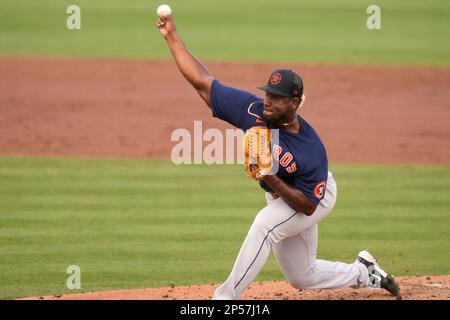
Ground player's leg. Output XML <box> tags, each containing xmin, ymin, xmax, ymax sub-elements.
<box><xmin>213</xmin><ymin>194</ymin><xmax>300</xmax><ymax>299</ymax></box>
<box><xmin>272</xmin><ymin>224</ymin><xmax>369</xmax><ymax>289</ymax></box>
<box><xmin>272</xmin><ymin>173</ymin><xmax>368</xmax><ymax>289</ymax></box>
<box><xmin>213</xmin><ymin>172</ymin><xmax>339</xmax><ymax>299</ymax></box>
<box><xmin>273</xmin><ymin>174</ymin><xmax>398</xmax><ymax>296</ymax></box>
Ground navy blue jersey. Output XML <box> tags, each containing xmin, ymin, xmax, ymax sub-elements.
<box><xmin>210</xmin><ymin>79</ymin><xmax>328</xmax><ymax>206</ymax></box>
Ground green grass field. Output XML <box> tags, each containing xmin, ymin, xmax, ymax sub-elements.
<box><xmin>0</xmin><ymin>157</ymin><xmax>449</xmax><ymax>299</ymax></box>
<box><xmin>0</xmin><ymin>0</ymin><xmax>449</xmax><ymax>65</ymax></box>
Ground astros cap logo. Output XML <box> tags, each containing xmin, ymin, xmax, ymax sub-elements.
<box><xmin>270</xmin><ymin>73</ymin><xmax>282</xmax><ymax>85</ymax></box>
<box><xmin>314</xmin><ymin>181</ymin><xmax>326</xmax><ymax>200</ymax></box>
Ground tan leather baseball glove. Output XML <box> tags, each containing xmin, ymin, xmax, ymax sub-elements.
<box><xmin>244</xmin><ymin>126</ymin><xmax>273</xmax><ymax>180</ymax></box>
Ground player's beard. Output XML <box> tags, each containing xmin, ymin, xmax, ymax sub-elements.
<box><xmin>265</xmin><ymin>112</ymin><xmax>294</xmax><ymax>126</ymax></box>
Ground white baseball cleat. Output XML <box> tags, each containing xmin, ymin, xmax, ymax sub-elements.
<box><xmin>357</xmin><ymin>250</ymin><xmax>400</xmax><ymax>297</ymax></box>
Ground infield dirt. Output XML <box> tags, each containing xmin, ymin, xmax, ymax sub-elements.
<box><xmin>19</xmin><ymin>276</ymin><xmax>450</xmax><ymax>300</ymax></box>
<box><xmin>1</xmin><ymin>57</ymin><xmax>449</xmax><ymax>164</ymax></box>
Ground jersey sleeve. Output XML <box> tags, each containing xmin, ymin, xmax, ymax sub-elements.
<box><xmin>294</xmin><ymin>164</ymin><xmax>329</xmax><ymax>206</ymax></box>
<box><xmin>210</xmin><ymin>79</ymin><xmax>262</xmax><ymax>129</ymax></box>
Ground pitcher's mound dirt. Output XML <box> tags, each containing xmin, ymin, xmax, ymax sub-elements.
<box><xmin>20</xmin><ymin>275</ymin><xmax>450</xmax><ymax>300</ymax></box>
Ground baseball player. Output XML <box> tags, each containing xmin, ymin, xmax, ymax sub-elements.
<box><xmin>156</xmin><ymin>14</ymin><xmax>400</xmax><ymax>299</ymax></box>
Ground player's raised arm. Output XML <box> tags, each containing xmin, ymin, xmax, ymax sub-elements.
<box><xmin>156</xmin><ymin>13</ymin><xmax>214</xmax><ymax>109</ymax></box>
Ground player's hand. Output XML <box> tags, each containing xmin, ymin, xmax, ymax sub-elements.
<box><xmin>156</xmin><ymin>14</ymin><xmax>176</xmax><ymax>39</ymax></box>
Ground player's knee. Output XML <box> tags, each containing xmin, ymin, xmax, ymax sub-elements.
<box><xmin>289</xmin><ymin>277</ymin><xmax>314</xmax><ymax>289</ymax></box>
<box><xmin>287</xmin><ymin>270</ymin><xmax>317</xmax><ymax>289</ymax></box>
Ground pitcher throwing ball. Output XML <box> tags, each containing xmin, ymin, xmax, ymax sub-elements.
<box><xmin>156</xmin><ymin>12</ymin><xmax>400</xmax><ymax>300</ymax></box>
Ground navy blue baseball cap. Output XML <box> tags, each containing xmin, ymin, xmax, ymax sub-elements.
<box><xmin>257</xmin><ymin>69</ymin><xmax>304</xmax><ymax>98</ymax></box>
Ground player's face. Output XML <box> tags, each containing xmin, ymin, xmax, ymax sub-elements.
<box><xmin>263</xmin><ymin>92</ymin><xmax>298</xmax><ymax>123</ymax></box>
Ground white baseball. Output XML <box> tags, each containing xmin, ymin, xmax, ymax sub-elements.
<box><xmin>157</xmin><ymin>4</ymin><xmax>172</xmax><ymax>17</ymax></box>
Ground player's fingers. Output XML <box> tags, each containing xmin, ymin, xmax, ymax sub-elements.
<box><xmin>156</xmin><ymin>19</ymin><xmax>165</xmax><ymax>28</ymax></box>
<box><xmin>159</xmin><ymin>15</ymin><xmax>173</xmax><ymax>25</ymax></box>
